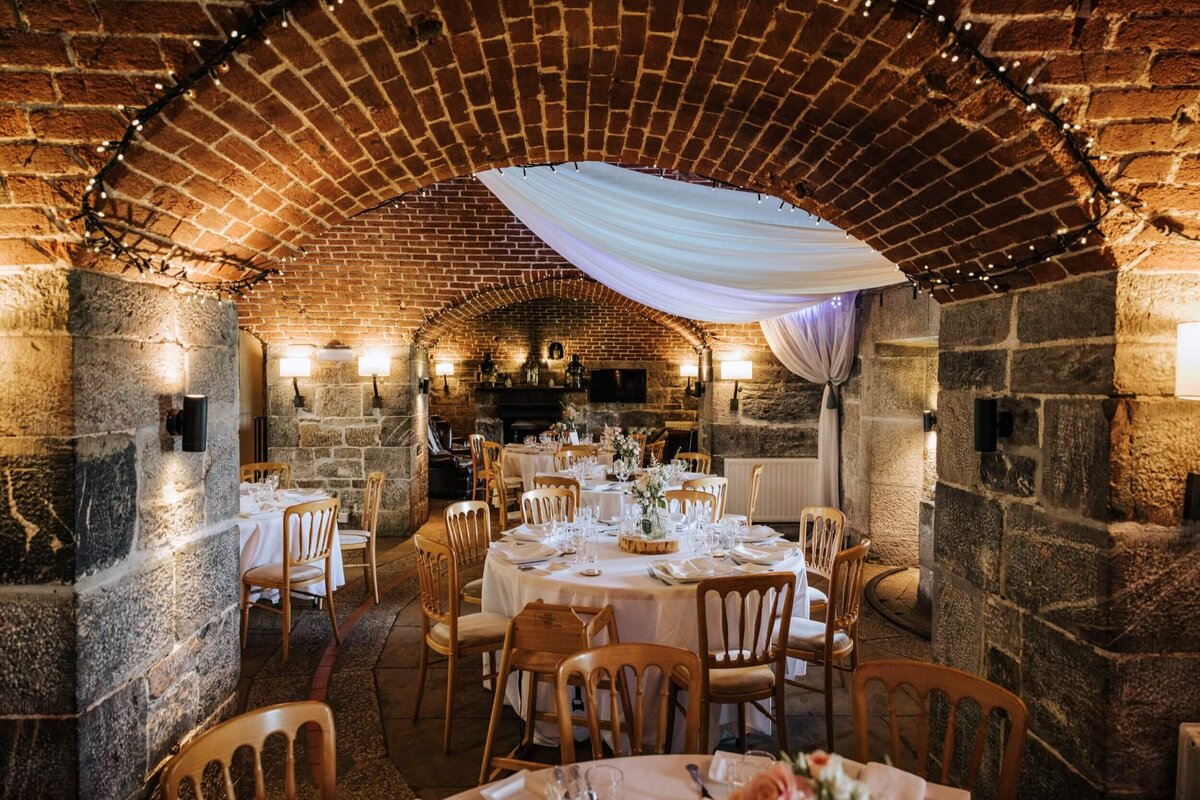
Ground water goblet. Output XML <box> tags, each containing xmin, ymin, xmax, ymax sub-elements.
<box><xmin>586</xmin><ymin>765</ymin><xmax>623</xmax><ymax>800</ymax></box>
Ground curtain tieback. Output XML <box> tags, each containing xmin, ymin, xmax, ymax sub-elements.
<box><xmin>824</xmin><ymin>380</ymin><xmax>840</xmax><ymax>410</ymax></box>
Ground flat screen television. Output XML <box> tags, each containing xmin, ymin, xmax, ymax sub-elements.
<box><xmin>588</xmin><ymin>369</ymin><xmax>647</xmax><ymax>403</ymax></box>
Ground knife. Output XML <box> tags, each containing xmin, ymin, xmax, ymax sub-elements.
<box><xmin>686</xmin><ymin>763</ymin><xmax>714</xmax><ymax>799</ymax></box>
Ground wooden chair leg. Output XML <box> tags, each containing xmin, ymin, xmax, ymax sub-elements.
<box><xmin>824</xmin><ymin>661</ymin><xmax>835</xmax><ymax>751</ymax></box>
<box><xmin>413</xmin><ymin>639</ymin><xmax>429</xmax><ymax>720</ymax></box>
<box><xmin>665</xmin><ymin>682</ymin><xmax>679</xmax><ymax>752</ymax></box>
<box><xmin>368</xmin><ymin>544</ymin><xmax>379</xmax><ymax>604</ymax></box>
<box><xmin>239</xmin><ymin>581</ymin><xmax>250</xmax><ymax>649</ymax></box>
<box><xmin>480</xmin><ymin>649</ymin><xmax>512</xmax><ymax>784</ymax></box>
<box><xmin>776</xmin><ymin>674</ymin><xmax>789</xmax><ymax>757</ymax></box>
<box><xmin>444</xmin><ymin>652</ymin><xmax>457</xmax><ymax>754</ymax></box>
<box><xmin>699</xmin><ymin>698</ymin><xmax>711</xmax><ymax>755</ymax></box>
<box><xmin>325</xmin><ymin>584</ymin><xmax>341</xmax><ymax>644</ymax></box>
<box><xmin>281</xmin><ymin>590</ymin><xmax>291</xmax><ymax>663</ymax></box>
<box><xmin>737</xmin><ymin>703</ymin><xmax>747</xmax><ymax>752</ymax></box>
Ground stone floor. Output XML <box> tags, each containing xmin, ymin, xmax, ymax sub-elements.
<box><xmin>237</xmin><ymin>500</ymin><xmax>933</xmax><ymax>799</ymax></box>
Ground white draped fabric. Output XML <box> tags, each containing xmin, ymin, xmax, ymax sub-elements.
<box><xmin>760</xmin><ymin>294</ymin><xmax>859</xmax><ymax>507</ymax></box>
<box><xmin>476</xmin><ymin>163</ymin><xmax>897</xmax><ymax>323</ymax></box>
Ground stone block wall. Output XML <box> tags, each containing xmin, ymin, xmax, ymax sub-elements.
<box><xmin>934</xmin><ymin>271</ymin><xmax>1200</xmax><ymax>798</ymax></box>
<box><xmin>0</xmin><ymin>268</ymin><xmax>241</xmax><ymax>798</ymax></box>
<box><xmin>841</xmin><ymin>285</ymin><xmax>939</xmax><ymax>568</ymax></box>
<box><xmin>265</xmin><ymin>346</ymin><xmax>428</xmax><ymax>536</ymax></box>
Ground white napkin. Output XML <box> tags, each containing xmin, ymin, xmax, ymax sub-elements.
<box><xmin>861</xmin><ymin>762</ymin><xmax>929</xmax><ymax>800</ymax></box>
<box><xmin>490</xmin><ymin>541</ymin><xmax>556</xmax><ymax>564</ymax></box>
<box><xmin>510</xmin><ymin>525</ymin><xmax>552</xmax><ymax>543</ymax></box>
<box><xmin>239</xmin><ymin>481</ymin><xmax>255</xmax><ymax>493</ymax></box>
<box><xmin>744</xmin><ymin>525</ymin><xmax>782</xmax><ymax>542</ymax></box>
<box><xmin>732</xmin><ymin>542</ymin><xmax>797</xmax><ymax>565</ymax></box>
<box><xmin>656</xmin><ymin>558</ymin><xmax>713</xmax><ymax>581</ymax></box>
<box><xmin>480</xmin><ymin>770</ymin><xmax>528</xmax><ymax>799</ymax></box>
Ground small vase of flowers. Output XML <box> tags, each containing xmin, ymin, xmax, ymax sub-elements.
<box><xmin>611</xmin><ymin>431</ymin><xmax>641</xmax><ymax>466</ymax></box>
<box><xmin>628</xmin><ymin>466</ymin><xmax>668</xmax><ymax>538</ymax></box>
<box><xmin>731</xmin><ymin>750</ymin><xmax>870</xmax><ymax>800</ymax></box>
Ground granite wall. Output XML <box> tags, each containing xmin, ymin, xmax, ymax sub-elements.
<box><xmin>841</xmin><ymin>284</ymin><xmax>939</xmax><ymax>568</ymax></box>
<box><xmin>0</xmin><ymin>268</ymin><xmax>241</xmax><ymax>798</ymax></box>
<box><xmin>934</xmin><ymin>271</ymin><xmax>1200</xmax><ymax>798</ymax></box>
<box><xmin>264</xmin><ymin>345</ymin><xmax>429</xmax><ymax>536</ymax></box>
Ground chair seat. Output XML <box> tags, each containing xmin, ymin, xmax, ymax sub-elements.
<box><xmin>786</xmin><ymin>617</ymin><xmax>852</xmax><ymax>654</ymax></box>
<box><xmin>429</xmin><ymin>612</ymin><xmax>508</xmax><ymax>649</ymax></box>
<box><xmin>339</xmin><ymin>530</ymin><xmax>370</xmax><ymax>546</ymax></box>
<box><xmin>461</xmin><ymin>577</ymin><xmax>484</xmax><ymax>604</ymax></box>
<box><xmin>806</xmin><ymin>584</ymin><xmax>828</xmax><ymax>608</ymax></box>
<box><xmin>244</xmin><ymin>562</ymin><xmax>324</xmax><ymax>586</ymax></box>
<box><xmin>707</xmin><ymin>663</ymin><xmax>777</xmax><ymax>695</ymax></box>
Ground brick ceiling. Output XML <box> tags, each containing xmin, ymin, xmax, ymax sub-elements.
<box><xmin>3</xmin><ymin>1</ymin><xmax>1200</xmax><ymax>304</ymax></box>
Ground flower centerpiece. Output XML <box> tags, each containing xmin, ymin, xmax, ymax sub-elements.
<box><xmin>599</xmin><ymin>425</ymin><xmax>619</xmax><ymax>451</ymax></box>
<box><xmin>732</xmin><ymin>751</ymin><xmax>870</xmax><ymax>800</ymax></box>
<box><xmin>610</xmin><ymin>430</ymin><xmax>641</xmax><ymax>467</ymax></box>
<box><xmin>550</xmin><ymin>402</ymin><xmax>579</xmax><ymax>442</ymax></box>
<box><xmin>628</xmin><ymin>465</ymin><xmax>668</xmax><ymax>538</ymax></box>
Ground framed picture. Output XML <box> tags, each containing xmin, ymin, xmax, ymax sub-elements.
<box><xmin>547</xmin><ymin>341</ymin><xmax>564</xmax><ymax>360</ymax></box>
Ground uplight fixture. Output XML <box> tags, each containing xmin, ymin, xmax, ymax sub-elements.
<box><xmin>679</xmin><ymin>363</ymin><xmax>699</xmax><ymax>396</ymax></box>
<box><xmin>279</xmin><ymin>356</ymin><xmax>312</xmax><ymax>409</ymax></box>
<box><xmin>358</xmin><ymin>353</ymin><xmax>391</xmax><ymax>410</ymax></box>
<box><xmin>1175</xmin><ymin>322</ymin><xmax>1200</xmax><ymax>400</ymax></box>
<box><xmin>720</xmin><ymin>359</ymin><xmax>753</xmax><ymax>412</ymax></box>
<box><xmin>434</xmin><ymin>360</ymin><xmax>455</xmax><ymax>394</ymax></box>
<box><xmin>166</xmin><ymin>394</ymin><xmax>208</xmax><ymax>452</ymax></box>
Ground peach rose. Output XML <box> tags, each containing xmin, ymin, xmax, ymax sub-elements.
<box><xmin>732</xmin><ymin>763</ymin><xmax>815</xmax><ymax>800</ymax></box>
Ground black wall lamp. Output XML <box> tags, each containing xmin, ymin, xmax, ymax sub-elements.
<box><xmin>923</xmin><ymin>409</ymin><xmax>937</xmax><ymax>432</ymax></box>
<box><xmin>680</xmin><ymin>363</ymin><xmax>704</xmax><ymax>397</ymax></box>
<box><xmin>166</xmin><ymin>394</ymin><xmax>208</xmax><ymax>452</ymax></box>
<box><xmin>279</xmin><ymin>356</ymin><xmax>311</xmax><ymax>409</ymax></box>
<box><xmin>418</xmin><ymin>376</ymin><xmax>431</xmax><ymax>395</ymax></box>
<box><xmin>358</xmin><ymin>353</ymin><xmax>391</xmax><ymax>410</ymax></box>
<box><xmin>1185</xmin><ymin>474</ymin><xmax>1200</xmax><ymax>524</ymax></box>
<box><xmin>974</xmin><ymin>398</ymin><xmax>1013</xmax><ymax>453</ymax></box>
<box><xmin>435</xmin><ymin>360</ymin><xmax>455</xmax><ymax>394</ymax></box>
<box><xmin>720</xmin><ymin>360</ymin><xmax>753</xmax><ymax>412</ymax></box>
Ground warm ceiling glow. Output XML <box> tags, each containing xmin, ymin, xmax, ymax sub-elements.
<box><xmin>434</xmin><ymin>361</ymin><xmax>455</xmax><ymax>376</ymax></box>
<box><xmin>679</xmin><ymin>363</ymin><xmax>699</xmax><ymax>378</ymax></box>
<box><xmin>720</xmin><ymin>360</ymin><xmax>753</xmax><ymax>381</ymax></box>
<box><xmin>358</xmin><ymin>353</ymin><xmax>392</xmax><ymax>377</ymax></box>
<box><xmin>1177</xmin><ymin>322</ymin><xmax>1200</xmax><ymax>400</ymax></box>
<box><xmin>279</xmin><ymin>356</ymin><xmax>312</xmax><ymax>378</ymax></box>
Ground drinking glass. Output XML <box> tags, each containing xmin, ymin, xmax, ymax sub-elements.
<box><xmin>586</xmin><ymin>765</ymin><xmax>623</xmax><ymax>800</ymax></box>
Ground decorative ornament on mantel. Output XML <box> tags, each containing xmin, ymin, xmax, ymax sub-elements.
<box><xmin>478</xmin><ymin>352</ymin><xmax>497</xmax><ymax>387</ymax></box>
<box><xmin>565</xmin><ymin>354</ymin><xmax>586</xmax><ymax>389</ymax></box>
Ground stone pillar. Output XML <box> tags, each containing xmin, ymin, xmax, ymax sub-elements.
<box><xmin>934</xmin><ymin>271</ymin><xmax>1200</xmax><ymax>798</ymax></box>
<box><xmin>0</xmin><ymin>268</ymin><xmax>241</xmax><ymax>798</ymax></box>
<box><xmin>265</xmin><ymin>343</ymin><xmax>428</xmax><ymax>536</ymax></box>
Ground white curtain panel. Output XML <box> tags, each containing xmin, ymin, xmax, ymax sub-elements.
<box><xmin>760</xmin><ymin>294</ymin><xmax>859</xmax><ymax>507</ymax></box>
<box><xmin>476</xmin><ymin>163</ymin><xmax>897</xmax><ymax>323</ymax></box>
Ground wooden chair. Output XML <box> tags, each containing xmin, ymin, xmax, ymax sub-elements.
<box><xmin>481</xmin><ymin>441</ymin><xmax>523</xmax><ymax>527</ymax></box>
<box><xmin>240</xmin><ymin>498</ymin><xmax>341</xmax><ymax>663</ymax></box>
<box><xmin>521</xmin><ymin>487</ymin><xmax>576</xmax><ymax>525</ymax></box>
<box><xmin>556</xmin><ymin>643</ymin><xmax>703</xmax><ymax>763</ymax></box>
<box><xmin>553</xmin><ymin>444</ymin><xmax>598</xmax><ymax>471</ymax></box>
<box><xmin>468</xmin><ymin>433</ymin><xmax>488</xmax><ymax>500</ymax></box>
<box><xmin>240</xmin><ymin>461</ymin><xmax>292</xmax><ymax>488</ymax></box>
<box><xmin>745</xmin><ymin>463</ymin><xmax>764</xmax><ymax>526</ymax></box>
<box><xmin>682</xmin><ymin>476</ymin><xmax>728</xmax><ymax>520</ymax></box>
<box><xmin>480</xmin><ymin>601</ymin><xmax>621</xmax><ymax>783</ymax></box>
<box><xmin>674</xmin><ymin>451</ymin><xmax>711</xmax><ymax>474</ymax></box>
<box><xmin>799</xmin><ymin>506</ymin><xmax>846</xmax><ymax>616</ymax></box>
<box><xmin>785</xmin><ymin>539</ymin><xmax>871</xmax><ymax>750</ymax></box>
<box><xmin>338</xmin><ymin>470</ymin><xmax>384</xmax><ymax>604</ymax></box>
<box><xmin>630</xmin><ymin>433</ymin><xmax>648</xmax><ymax>464</ymax></box>
<box><xmin>445</xmin><ymin>500</ymin><xmax>493</xmax><ymax>608</ymax></box>
<box><xmin>664</xmin><ymin>488</ymin><xmax>718</xmax><ymax>519</ymax></box>
<box><xmin>412</xmin><ymin>535</ymin><xmax>508</xmax><ymax>754</ymax></box>
<box><xmin>533</xmin><ymin>474</ymin><xmax>582</xmax><ymax>506</ymax></box>
<box><xmin>643</xmin><ymin>438</ymin><xmax>666</xmax><ymax>467</ymax></box>
<box><xmin>161</xmin><ymin>700</ymin><xmax>336</xmax><ymax>800</ymax></box>
<box><xmin>853</xmin><ymin>659</ymin><xmax>1028</xmax><ymax>800</ymax></box>
<box><xmin>692</xmin><ymin>573</ymin><xmax>795</xmax><ymax>754</ymax></box>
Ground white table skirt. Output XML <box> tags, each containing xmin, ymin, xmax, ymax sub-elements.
<box><xmin>452</xmin><ymin>753</ymin><xmax>971</xmax><ymax>799</ymax></box>
<box><xmin>481</xmin><ymin>535</ymin><xmax>809</xmax><ymax>747</ymax></box>
<box><xmin>504</xmin><ymin>446</ymin><xmax>614</xmax><ymax>492</ymax></box>
<box><xmin>237</xmin><ymin>504</ymin><xmax>346</xmax><ymax>600</ymax></box>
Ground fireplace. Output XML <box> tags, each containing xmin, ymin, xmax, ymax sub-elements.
<box><xmin>474</xmin><ymin>386</ymin><xmax>585</xmax><ymax>444</ymax></box>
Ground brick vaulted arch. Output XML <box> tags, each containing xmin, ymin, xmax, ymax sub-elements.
<box><xmin>412</xmin><ymin>276</ymin><xmax>709</xmax><ymax>349</ymax></box>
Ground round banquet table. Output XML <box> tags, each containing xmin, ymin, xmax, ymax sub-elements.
<box><xmin>503</xmin><ymin>444</ymin><xmax>614</xmax><ymax>492</ymax></box>
<box><xmin>481</xmin><ymin>531</ymin><xmax>809</xmax><ymax>746</ymax></box>
<box><xmin>450</xmin><ymin>753</ymin><xmax>972</xmax><ymax>799</ymax></box>
<box><xmin>565</xmin><ymin>471</ymin><xmax>710</xmax><ymax>521</ymax></box>
<box><xmin>236</xmin><ymin>490</ymin><xmax>346</xmax><ymax>600</ymax></box>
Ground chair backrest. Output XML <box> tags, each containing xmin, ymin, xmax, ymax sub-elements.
<box><xmin>283</xmin><ymin>499</ymin><xmax>339</xmax><ymax>569</ymax></box>
<box><xmin>468</xmin><ymin>433</ymin><xmax>486</xmax><ymax>473</ymax></box>
<box><xmin>161</xmin><ymin>700</ymin><xmax>336</xmax><ymax>800</ymax></box>
<box><xmin>630</xmin><ymin>433</ymin><xmax>648</xmax><ymax>461</ymax></box>
<box><xmin>682</xmin><ymin>476</ymin><xmax>727</xmax><ymax>519</ymax></box>
<box><xmin>695</xmin><ymin>573</ymin><xmax>794</xmax><ymax>674</ymax></box>
<box><xmin>643</xmin><ymin>438</ymin><xmax>665</xmax><ymax>467</ymax></box>
<box><xmin>664</xmin><ymin>489</ymin><xmax>717</xmax><ymax>518</ymax></box>
<box><xmin>853</xmin><ymin>659</ymin><xmax>1028</xmax><ymax>800</ymax></box>
<box><xmin>521</xmin><ymin>487</ymin><xmax>576</xmax><ymax>525</ymax></box>
<box><xmin>556</xmin><ymin>643</ymin><xmax>703</xmax><ymax>762</ymax></box>
<box><xmin>532</xmin><ymin>474</ymin><xmax>582</xmax><ymax>506</ymax></box>
<box><xmin>553</xmin><ymin>444</ymin><xmax>597</xmax><ymax>471</ymax></box>
<box><xmin>241</xmin><ymin>461</ymin><xmax>292</xmax><ymax>489</ymax></box>
<box><xmin>412</xmin><ymin>534</ymin><xmax>459</xmax><ymax>631</ymax></box>
<box><xmin>745</xmin><ymin>463</ymin><xmax>764</xmax><ymax>526</ymax></box>
<box><xmin>826</xmin><ymin>540</ymin><xmax>870</xmax><ymax>637</ymax></box>
<box><xmin>675</xmin><ymin>451</ymin><xmax>711</xmax><ymax>474</ymax></box>
<box><xmin>800</xmin><ymin>506</ymin><xmax>846</xmax><ymax>579</ymax></box>
<box><xmin>481</xmin><ymin>440</ymin><xmax>503</xmax><ymax>474</ymax></box>
<box><xmin>503</xmin><ymin>601</ymin><xmax>619</xmax><ymax>670</ymax></box>
<box><xmin>445</xmin><ymin>500</ymin><xmax>492</xmax><ymax>568</ymax></box>
<box><xmin>360</xmin><ymin>470</ymin><xmax>385</xmax><ymax>535</ymax></box>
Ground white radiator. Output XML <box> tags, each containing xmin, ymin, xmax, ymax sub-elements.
<box><xmin>723</xmin><ymin>458</ymin><xmax>820</xmax><ymax>522</ymax></box>
<box><xmin>1179</xmin><ymin>724</ymin><xmax>1200</xmax><ymax>800</ymax></box>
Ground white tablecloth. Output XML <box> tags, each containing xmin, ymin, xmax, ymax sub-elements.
<box><xmin>572</xmin><ymin>472</ymin><xmax>710</xmax><ymax>520</ymax></box>
<box><xmin>236</xmin><ymin>493</ymin><xmax>346</xmax><ymax>599</ymax></box>
<box><xmin>452</xmin><ymin>753</ymin><xmax>971</xmax><ymax>799</ymax></box>
<box><xmin>481</xmin><ymin>534</ymin><xmax>808</xmax><ymax>746</ymax></box>
<box><xmin>503</xmin><ymin>445</ymin><xmax>613</xmax><ymax>492</ymax></box>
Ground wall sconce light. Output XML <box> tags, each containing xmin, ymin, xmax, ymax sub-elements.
<box><xmin>680</xmin><ymin>363</ymin><xmax>700</xmax><ymax>396</ymax></box>
<box><xmin>417</xmin><ymin>375</ymin><xmax>431</xmax><ymax>394</ymax></box>
<box><xmin>358</xmin><ymin>353</ymin><xmax>391</xmax><ymax>410</ymax></box>
<box><xmin>974</xmin><ymin>398</ymin><xmax>1013</xmax><ymax>453</ymax></box>
<box><xmin>1176</xmin><ymin>322</ymin><xmax>1200</xmax><ymax>399</ymax></box>
<box><xmin>923</xmin><ymin>409</ymin><xmax>937</xmax><ymax>432</ymax></box>
<box><xmin>279</xmin><ymin>356</ymin><xmax>312</xmax><ymax>408</ymax></box>
<box><xmin>166</xmin><ymin>394</ymin><xmax>208</xmax><ymax>452</ymax></box>
<box><xmin>434</xmin><ymin>360</ymin><xmax>455</xmax><ymax>394</ymax></box>
<box><xmin>720</xmin><ymin>359</ymin><xmax>753</xmax><ymax>412</ymax></box>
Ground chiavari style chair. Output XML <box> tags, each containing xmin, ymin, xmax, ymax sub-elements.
<box><xmin>520</xmin><ymin>487</ymin><xmax>576</xmax><ymax>525</ymax></box>
<box><xmin>532</xmin><ymin>474</ymin><xmax>582</xmax><ymax>507</ymax></box>
<box><xmin>674</xmin><ymin>451</ymin><xmax>711</xmax><ymax>474</ymax></box>
<box><xmin>664</xmin><ymin>488</ymin><xmax>718</xmax><ymax>518</ymax></box>
<box><xmin>681</xmin><ymin>476</ymin><xmax>728</xmax><ymax>520</ymax></box>
<box><xmin>468</xmin><ymin>433</ymin><xmax>488</xmax><ymax>500</ymax></box>
<box><xmin>444</xmin><ymin>500</ymin><xmax>493</xmax><ymax>608</ymax></box>
<box><xmin>643</xmin><ymin>438</ymin><xmax>666</xmax><ymax>467</ymax></box>
<box><xmin>240</xmin><ymin>498</ymin><xmax>341</xmax><ymax>663</ymax></box>
<box><xmin>240</xmin><ymin>461</ymin><xmax>292</xmax><ymax>489</ymax></box>
<box><xmin>553</xmin><ymin>444</ymin><xmax>598</xmax><ymax>471</ymax></box>
<box><xmin>799</xmin><ymin>506</ymin><xmax>846</xmax><ymax>617</ymax></box>
<box><xmin>482</xmin><ymin>441</ymin><xmax>523</xmax><ymax>527</ymax></box>
<box><xmin>338</xmin><ymin>470</ymin><xmax>384</xmax><ymax>604</ymax></box>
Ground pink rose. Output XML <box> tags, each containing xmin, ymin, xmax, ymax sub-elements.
<box><xmin>732</xmin><ymin>763</ymin><xmax>815</xmax><ymax>800</ymax></box>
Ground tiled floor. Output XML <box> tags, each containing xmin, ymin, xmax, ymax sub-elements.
<box><xmin>238</xmin><ymin>499</ymin><xmax>933</xmax><ymax>799</ymax></box>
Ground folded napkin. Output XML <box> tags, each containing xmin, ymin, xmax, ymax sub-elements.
<box><xmin>490</xmin><ymin>541</ymin><xmax>556</xmax><ymax>564</ymax></box>
<box><xmin>657</xmin><ymin>558</ymin><xmax>714</xmax><ymax>581</ymax></box>
<box><xmin>733</xmin><ymin>542</ymin><xmax>797</xmax><ymax>565</ymax></box>
<box><xmin>480</xmin><ymin>770</ymin><xmax>529</xmax><ymax>800</ymax></box>
<box><xmin>744</xmin><ymin>524</ymin><xmax>782</xmax><ymax>542</ymax></box>
<box><xmin>510</xmin><ymin>525</ymin><xmax>552</xmax><ymax>543</ymax></box>
<box><xmin>861</xmin><ymin>762</ymin><xmax>929</xmax><ymax>800</ymax></box>
<box><xmin>239</xmin><ymin>481</ymin><xmax>255</xmax><ymax>493</ymax></box>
